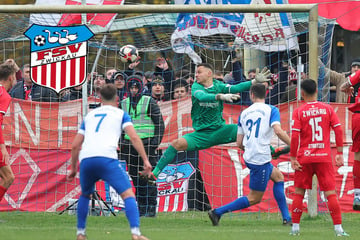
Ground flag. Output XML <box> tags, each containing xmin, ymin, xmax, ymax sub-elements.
<box><xmin>171</xmin><ymin>0</ymin><xmax>299</xmax><ymax>64</ymax></box>
<box><xmin>24</xmin><ymin>24</ymin><xmax>94</xmax><ymax>93</ymax></box>
<box><xmin>30</xmin><ymin>0</ymin><xmax>124</xmax><ymax>27</ymax></box>
<box><xmin>289</xmin><ymin>0</ymin><xmax>360</xmax><ymax>31</ymax></box>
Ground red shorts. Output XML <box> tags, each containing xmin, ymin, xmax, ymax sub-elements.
<box><xmin>294</xmin><ymin>162</ymin><xmax>335</xmax><ymax>191</ymax></box>
<box><xmin>352</xmin><ymin>113</ymin><xmax>360</xmax><ymax>152</ymax></box>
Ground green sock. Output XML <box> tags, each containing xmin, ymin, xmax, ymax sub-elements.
<box><xmin>153</xmin><ymin>145</ymin><xmax>178</xmax><ymax>177</ymax></box>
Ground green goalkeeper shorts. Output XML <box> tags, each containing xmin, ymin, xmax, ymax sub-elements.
<box><xmin>183</xmin><ymin>124</ymin><xmax>237</xmax><ymax>151</ymax></box>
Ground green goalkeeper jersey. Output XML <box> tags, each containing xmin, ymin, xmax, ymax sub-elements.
<box><xmin>191</xmin><ymin>79</ymin><xmax>252</xmax><ymax>131</ymax></box>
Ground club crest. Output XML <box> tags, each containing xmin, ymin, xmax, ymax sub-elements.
<box><xmin>24</xmin><ymin>24</ymin><xmax>94</xmax><ymax>93</ymax></box>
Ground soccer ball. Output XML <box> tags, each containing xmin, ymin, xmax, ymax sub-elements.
<box><xmin>34</xmin><ymin>35</ymin><xmax>46</xmax><ymax>46</ymax></box>
<box><xmin>119</xmin><ymin>45</ymin><xmax>139</xmax><ymax>63</ymax></box>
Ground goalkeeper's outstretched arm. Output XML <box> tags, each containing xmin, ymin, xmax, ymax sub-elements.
<box><xmin>225</xmin><ymin>67</ymin><xmax>272</xmax><ymax>94</ymax></box>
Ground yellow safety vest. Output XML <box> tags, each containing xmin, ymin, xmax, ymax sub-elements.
<box><xmin>121</xmin><ymin>95</ymin><xmax>155</xmax><ymax>140</ymax></box>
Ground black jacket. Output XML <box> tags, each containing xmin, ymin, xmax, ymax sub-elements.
<box><xmin>10</xmin><ymin>80</ymin><xmax>59</xmax><ymax>102</ymax></box>
<box><xmin>61</xmin><ymin>88</ymin><xmax>83</xmax><ymax>102</ymax></box>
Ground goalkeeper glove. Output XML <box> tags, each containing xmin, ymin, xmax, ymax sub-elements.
<box><xmin>271</xmin><ymin>145</ymin><xmax>290</xmax><ymax>159</ymax></box>
<box><xmin>216</xmin><ymin>93</ymin><xmax>240</xmax><ymax>102</ymax></box>
<box><xmin>252</xmin><ymin>67</ymin><xmax>272</xmax><ymax>84</ymax></box>
<box><xmin>139</xmin><ymin>171</ymin><xmax>157</xmax><ymax>185</ymax></box>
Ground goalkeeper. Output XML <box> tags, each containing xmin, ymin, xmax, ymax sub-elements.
<box><xmin>143</xmin><ymin>63</ymin><xmax>271</xmax><ymax>181</ymax></box>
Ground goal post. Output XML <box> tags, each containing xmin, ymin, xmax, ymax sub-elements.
<box><xmin>0</xmin><ymin>3</ymin><xmax>337</xmax><ymax>218</ymax></box>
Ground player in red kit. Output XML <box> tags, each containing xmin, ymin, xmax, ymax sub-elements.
<box><xmin>0</xmin><ymin>59</ymin><xmax>18</xmax><ymax>203</ymax></box>
<box><xmin>289</xmin><ymin>79</ymin><xmax>348</xmax><ymax>237</ymax></box>
<box><xmin>341</xmin><ymin>69</ymin><xmax>360</xmax><ymax>210</ymax></box>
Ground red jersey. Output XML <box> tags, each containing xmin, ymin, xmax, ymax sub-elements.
<box><xmin>291</xmin><ymin>101</ymin><xmax>341</xmax><ymax>164</ymax></box>
<box><xmin>0</xmin><ymin>85</ymin><xmax>11</xmax><ymax>144</ymax></box>
<box><xmin>347</xmin><ymin>70</ymin><xmax>360</xmax><ymax>103</ymax></box>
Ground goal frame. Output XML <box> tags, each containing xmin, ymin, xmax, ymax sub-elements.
<box><xmin>0</xmin><ymin>3</ymin><xmax>319</xmax><ymax>217</ymax></box>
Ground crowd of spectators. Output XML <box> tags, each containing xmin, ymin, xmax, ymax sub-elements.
<box><xmin>8</xmin><ymin>52</ymin><xmax>357</xmax><ymax>106</ymax></box>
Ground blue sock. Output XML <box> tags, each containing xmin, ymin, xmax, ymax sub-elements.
<box><xmin>273</xmin><ymin>181</ymin><xmax>291</xmax><ymax>221</ymax></box>
<box><xmin>77</xmin><ymin>195</ymin><xmax>90</xmax><ymax>229</ymax></box>
<box><xmin>214</xmin><ymin>196</ymin><xmax>250</xmax><ymax>216</ymax></box>
<box><xmin>124</xmin><ymin>197</ymin><xmax>140</xmax><ymax>228</ymax></box>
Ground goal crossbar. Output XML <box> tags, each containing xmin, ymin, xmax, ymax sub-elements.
<box><xmin>0</xmin><ymin>2</ymin><xmax>320</xmax><ymax>217</ymax></box>
<box><xmin>0</xmin><ymin>4</ymin><xmax>316</xmax><ymax>14</ymax></box>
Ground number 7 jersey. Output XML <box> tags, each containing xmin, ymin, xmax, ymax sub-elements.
<box><xmin>78</xmin><ymin>105</ymin><xmax>133</xmax><ymax>162</ymax></box>
<box><xmin>291</xmin><ymin>101</ymin><xmax>341</xmax><ymax>163</ymax></box>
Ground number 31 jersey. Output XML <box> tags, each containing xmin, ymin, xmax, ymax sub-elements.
<box><xmin>238</xmin><ymin>102</ymin><xmax>280</xmax><ymax>165</ymax></box>
<box><xmin>78</xmin><ymin>105</ymin><xmax>132</xmax><ymax>162</ymax></box>
<box><xmin>291</xmin><ymin>101</ymin><xmax>341</xmax><ymax>164</ymax></box>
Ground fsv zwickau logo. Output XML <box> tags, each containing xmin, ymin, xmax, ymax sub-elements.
<box><xmin>24</xmin><ymin>24</ymin><xmax>94</xmax><ymax>93</ymax></box>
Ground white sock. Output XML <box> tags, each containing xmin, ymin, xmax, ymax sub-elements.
<box><xmin>334</xmin><ymin>224</ymin><xmax>344</xmax><ymax>232</ymax></box>
<box><xmin>131</xmin><ymin>227</ymin><xmax>141</xmax><ymax>236</ymax></box>
<box><xmin>292</xmin><ymin>223</ymin><xmax>300</xmax><ymax>232</ymax></box>
<box><xmin>354</xmin><ymin>188</ymin><xmax>360</xmax><ymax>198</ymax></box>
<box><xmin>77</xmin><ymin>228</ymin><xmax>86</xmax><ymax>236</ymax></box>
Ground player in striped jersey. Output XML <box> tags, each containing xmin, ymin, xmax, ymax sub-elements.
<box><xmin>290</xmin><ymin>79</ymin><xmax>348</xmax><ymax>237</ymax></box>
<box><xmin>0</xmin><ymin>59</ymin><xmax>19</xmax><ymax>204</ymax></box>
<box><xmin>67</xmin><ymin>84</ymin><xmax>152</xmax><ymax>240</ymax></box>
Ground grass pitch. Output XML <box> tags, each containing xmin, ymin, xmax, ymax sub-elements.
<box><xmin>0</xmin><ymin>211</ymin><xmax>359</xmax><ymax>240</ymax></box>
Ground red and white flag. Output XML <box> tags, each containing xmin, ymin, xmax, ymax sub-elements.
<box><xmin>289</xmin><ymin>0</ymin><xmax>360</xmax><ymax>31</ymax></box>
<box><xmin>30</xmin><ymin>0</ymin><xmax>124</xmax><ymax>27</ymax></box>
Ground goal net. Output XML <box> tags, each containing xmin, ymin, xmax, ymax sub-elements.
<box><xmin>0</xmin><ymin>2</ymin><xmax>354</xmax><ymax>219</ymax></box>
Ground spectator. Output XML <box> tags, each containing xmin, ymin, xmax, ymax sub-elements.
<box><xmin>318</xmin><ymin>58</ymin><xmax>348</xmax><ymax>103</ymax></box>
<box><xmin>10</xmin><ymin>64</ymin><xmax>58</xmax><ymax>102</ymax></box>
<box><xmin>61</xmin><ymin>84</ymin><xmax>83</xmax><ymax>102</ymax></box>
<box><xmin>214</xmin><ymin>70</ymin><xmax>224</xmax><ymax>82</ymax></box>
<box><xmin>105</xmin><ymin>68</ymin><xmax>117</xmax><ymax>84</ymax></box>
<box><xmin>172</xmin><ymin>79</ymin><xmax>189</xmax><ymax>100</ymax></box>
<box><xmin>267</xmin><ymin>61</ymin><xmax>290</xmax><ymax>105</ymax></box>
<box><xmin>175</xmin><ymin>69</ymin><xmax>194</xmax><ymax>88</ymax></box>
<box><xmin>154</xmin><ymin>57</ymin><xmax>174</xmax><ymax>93</ymax></box>
<box><xmin>225</xmin><ymin>56</ymin><xmax>253</xmax><ymax>105</ymax></box>
<box><xmin>134</xmin><ymin>71</ymin><xmax>151</xmax><ymax>94</ymax></box>
<box><xmin>89</xmin><ymin>74</ymin><xmax>106</xmax><ymax>98</ymax></box>
<box><xmin>280</xmin><ymin>67</ymin><xmax>299</xmax><ymax>103</ymax></box>
<box><xmin>247</xmin><ymin>69</ymin><xmax>256</xmax><ymax>80</ymax></box>
<box><xmin>150</xmin><ymin>76</ymin><xmax>170</xmax><ymax>103</ymax></box>
<box><xmin>111</xmin><ymin>71</ymin><xmax>128</xmax><ymax>101</ymax></box>
<box><xmin>119</xmin><ymin>76</ymin><xmax>165</xmax><ymax>217</ymax></box>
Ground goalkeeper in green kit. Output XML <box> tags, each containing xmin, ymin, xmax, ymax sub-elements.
<box><xmin>142</xmin><ymin>63</ymin><xmax>275</xmax><ymax>182</ymax></box>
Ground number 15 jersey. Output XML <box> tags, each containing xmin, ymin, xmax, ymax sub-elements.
<box><xmin>291</xmin><ymin>101</ymin><xmax>341</xmax><ymax>164</ymax></box>
<box><xmin>238</xmin><ymin>102</ymin><xmax>281</xmax><ymax>165</ymax></box>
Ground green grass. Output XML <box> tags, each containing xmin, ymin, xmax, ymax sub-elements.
<box><xmin>0</xmin><ymin>211</ymin><xmax>359</xmax><ymax>240</ymax></box>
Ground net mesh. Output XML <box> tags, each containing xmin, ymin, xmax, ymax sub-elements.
<box><xmin>1</xmin><ymin>3</ymin><xmax>354</xmax><ymax>219</ymax></box>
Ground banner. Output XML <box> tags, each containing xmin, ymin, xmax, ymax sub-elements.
<box><xmin>2</xmin><ymin>99</ymin><xmax>354</xmax><ymax>150</ymax></box>
<box><xmin>30</xmin><ymin>0</ymin><xmax>124</xmax><ymax>27</ymax></box>
<box><xmin>171</xmin><ymin>0</ymin><xmax>299</xmax><ymax>63</ymax></box>
<box><xmin>0</xmin><ymin>98</ymin><xmax>356</xmax><ymax>212</ymax></box>
<box><xmin>156</xmin><ymin>162</ymin><xmax>196</xmax><ymax>212</ymax></box>
<box><xmin>199</xmin><ymin>146</ymin><xmax>357</xmax><ymax>213</ymax></box>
